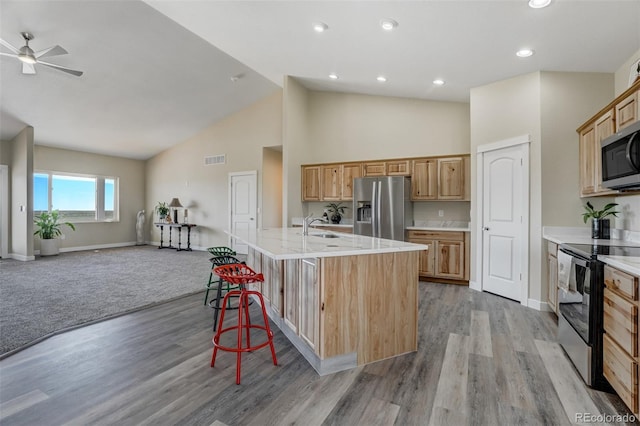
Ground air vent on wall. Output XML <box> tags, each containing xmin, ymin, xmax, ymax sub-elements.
<box><xmin>204</xmin><ymin>154</ymin><xmax>226</xmax><ymax>166</ymax></box>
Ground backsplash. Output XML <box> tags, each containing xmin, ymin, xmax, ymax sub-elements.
<box><xmin>614</xmin><ymin>195</ymin><xmax>640</xmax><ymax>232</ymax></box>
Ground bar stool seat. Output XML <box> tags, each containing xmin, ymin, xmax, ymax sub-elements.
<box><xmin>210</xmin><ymin>263</ymin><xmax>278</xmax><ymax>385</ymax></box>
<box><xmin>203</xmin><ymin>246</ymin><xmax>236</xmax><ymax>306</ymax></box>
<box><xmin>208</xmin><ymin>255</ymin><xmax>247</xmax><ymax>331</ymax></box>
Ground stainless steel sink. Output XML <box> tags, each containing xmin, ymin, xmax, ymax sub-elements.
<box><xmin>310</xmin><ymin>233</ymin><xmax>340</xmax><ymax>238</ymax></box>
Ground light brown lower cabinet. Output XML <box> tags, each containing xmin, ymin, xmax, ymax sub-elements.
<box><xmin>406</xmin><ymin>230</ymin><xmax>469</xmax><ymax>283</ymax></box>
<box><xmin>603</xmin><ymin>264</ymin><xmax>640</xmax><ymax>417</ymax></box>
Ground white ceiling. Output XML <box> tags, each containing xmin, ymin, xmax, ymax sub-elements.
<box><xmin>1</xmin><ymin>1</ymin><xmax>639</xmax><ymax>160</ymax></box>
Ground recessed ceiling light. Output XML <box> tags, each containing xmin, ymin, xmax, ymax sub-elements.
<box><xmin>376</xmin><ymin>76</ymin><xmax>387</xmax><ymax>82</ymax></box>
<box><xmin>380</xmin><ymin>19</ymin><xmax>398</xmax><ymax>31</ymax></box>
<box><xmin>328</xmin><ymin>73</ymin><xmax>339</xmax><ymax>80</ymax></box>
<box><xmin>516</xmin><ymin>48</ymin><xmax>535</xmax><ymax>57</ymax></box>
<box><xmin>528</xmin><ymin>0</ymin><xmax>551</xmax><ymax>9</ymax></box>
<box><xmin>433</xmin><ymin>79</ymin><xmax>445</xmax><ymax>86</ymax></box>
<box><xmin>313</xmin><ymin>22</ymin><xmax>328</xmax><ymax>33</ymax></box>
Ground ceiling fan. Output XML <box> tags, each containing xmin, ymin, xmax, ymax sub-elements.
<box><xmin>0</xmin><ymin>32</ymin><xmax>83</xmax><ymax>77</ymax></box>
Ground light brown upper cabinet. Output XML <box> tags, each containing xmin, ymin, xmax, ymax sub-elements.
<box><xmin>321</xmin><ymin>165</ymin><xmax>342</xmax><ymax>201</ymax></box>
<box><xmin>411</xmin><ymin>159</ymin><xmax>437</xmax><ymax>200</ymax></box>
<box><xmin>616</xmin><ymin>89</ymin><xmax>639</xmax><ymax>132</ymax></box>
<box><xmin>301</xmin><ymin>166</ymin><xmax>321</xmax><ymax>201</ymax></box>
<box><xmin>341</xmin><ymin>163</ymin><xmax>362</xmax><ymax>201</ymax></box>
<box><xmin>362</xmin><ymin>162</ymin><xmax>386</xmax><ymax>176</ymax></box>
<box><xmin>438</xmin><ymin>157</ymin><xmax>465</xmax><ymax>200</ymax></box>
<box><xmin>577</xmin><ymin>79</ymin><xmax>640</xmax><ymax>198</ymax></box>
<box><xmin>386</xmin><ymin>160</ymin><xmax>411</xmax><ymax>176</ymax></box>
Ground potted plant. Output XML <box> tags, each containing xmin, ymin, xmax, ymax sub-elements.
<box><xmin>34</xmin><ymin>210</ymin><xmax>76</xmax><ymax>256</ymax></box>
<box><xmin>155</xmin><ymin>201</ymin><xmax>169</xmax><ymax>222</ymax></box>
<box><xmin>582</xmin><ymin>201</ymin><xmax>618</xmax><ymax>239</ymax></box>
<box><xmin>325</xmin><ymin>202</ymin><xmax>348</xmax><ymax>224</ymax></box>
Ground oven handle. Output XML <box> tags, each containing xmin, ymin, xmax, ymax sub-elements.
<box><xmin>559</xmin><ymin>249</ymin><xmax>590</xmax><ymax>268</ymax></box>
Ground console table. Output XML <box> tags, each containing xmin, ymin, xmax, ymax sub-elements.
<box><xmin>154</xmin><ymin>223</ymin><xmax>197</xmax><ymax>251</ymax></box>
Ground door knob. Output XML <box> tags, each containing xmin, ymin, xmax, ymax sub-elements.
<box><xmin>483</xmin><ymin>227</ymin><xmax>490</xmax><ymax>231</ymax></box>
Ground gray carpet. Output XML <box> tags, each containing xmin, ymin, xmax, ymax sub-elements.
<box><xmin>0</xmin><ymin>245</ymin><xmax>213</xmax><ymax>357</ymax></box>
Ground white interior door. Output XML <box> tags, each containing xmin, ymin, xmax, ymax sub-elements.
<box><xmin>481</xmin><ymin>143</ymin><xmax>528</xmax><ymax>302</ymax></box>
<box><xmin>229</xmin><ymin>171</ymin><xmax>257</xmax><ymax>255</ymax></box>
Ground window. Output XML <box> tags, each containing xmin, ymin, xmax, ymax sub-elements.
<box><xmin>34</xmin><ymin>172</ymin><xmax>119</xmax><ymax>222</ymax></box>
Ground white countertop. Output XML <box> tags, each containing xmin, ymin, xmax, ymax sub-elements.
<box><xmin>543</xmin><ymin>226</ymin><xmax>640</xmax><ymax>275</ymax></box>
<box><xmin>228</xmin><ymin>228</ymin><xmax>428</xmax><ymax>260</ymax></box>
<box><xmin>291</xmin><ymin>218</ymin><xmax>470</xmax><ymax>232</ymax></box>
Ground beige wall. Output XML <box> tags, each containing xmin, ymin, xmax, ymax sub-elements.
<box><xmin>282</xmin><ymin>77</ymin><xmax>311</xmax><ymax>224</ymax></box>
<box><xmin>307</xmin><ymin>92</ymin><xmax>470</xmax><ymax>162</ymax></box>
<box><xmin>9</xmin><ymin>127</ymin><xmax>34</xmax><ymax>260</ymax></box>
<box><xmin>540</xmin><ymin>72</ymin><xmax>614</xmax><ymax>227</ymax></box>
<box><xmin>262</xmin><ymin>147</ymin><xmax>283</xmax><ymax>228</ymax></box>
<box><xmin>34</xmin><ymin>145</ymin><xmax>146</xmax><ymax>250</ymax></box>
<box><xmin>146</xmin><ymin>91</ymin><xmax>283</xmax><ymax>249</ymax></box>
<box><xmin>0</xmin><ymin>139</ymin><xmax>11</xmax><ymax>165</ymax></box>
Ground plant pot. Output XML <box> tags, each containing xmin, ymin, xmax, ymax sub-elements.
<box><xmin>331</xmin><ymin>214</ymin><xmax>342</xmax><ymax>224</ymax></box>
<box><xmin>40</xmin><ymin>238</ymin><xmax>60</xmax><ymax>256</ymax></box>
<box><xmin>591</xmin><ymin>218</ymin><xmax>611</xmax><ymax>240</ymax></box>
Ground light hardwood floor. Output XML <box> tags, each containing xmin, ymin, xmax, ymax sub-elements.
<box><xmin>0</xmin><ymin>283</ymin><xmax>636</xmax><ymax>425</ymax></box>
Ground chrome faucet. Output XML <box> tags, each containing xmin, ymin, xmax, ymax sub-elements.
<box><xmin>303</xmin><ymin>214</ymin><xmax>325</xmax><ymax>236</ymax></box>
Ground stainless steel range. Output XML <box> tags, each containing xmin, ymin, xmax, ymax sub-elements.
<box><xmin>558</xmin><ymin>243</ymin><xmax>640</xmax><ymax>391</ymax></box>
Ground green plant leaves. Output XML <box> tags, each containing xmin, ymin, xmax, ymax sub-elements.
<box><xmin>582</xmin><ymin>202</ymin><xmax>619</xmax><ymax>223</ymax></box>
<box><xmin>34</xmin><ymin>210</ymin><xmax>76</xmax><ymax>239</ymax></box>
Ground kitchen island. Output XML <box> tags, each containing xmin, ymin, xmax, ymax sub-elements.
<box><xmin>227</xmin><ymin>227</ymin><xmax>427</xmax><ymax>375</ymax></box>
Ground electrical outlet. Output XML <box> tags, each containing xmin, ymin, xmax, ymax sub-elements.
<box><xmin>438</xmin><ymin>210</ymin><xmax>444</xmax><ymax>217</ymax></box>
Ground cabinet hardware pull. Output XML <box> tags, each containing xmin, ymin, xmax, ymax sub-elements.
<box><xmin>321</xmin><ymin>302</ymin><xmax>325</xmax><ymax>311</ymax></box>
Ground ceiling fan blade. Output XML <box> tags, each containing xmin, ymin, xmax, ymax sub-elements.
<box><xmin>38</xmin><ymin>60</ymin><xmax>83</xmax><ymax>77</ymax></box>
<box><xmin>0</xmin><ymin>38</ymin><xmax>20</xmax><ymax>54</ymax></box>
<box><xmin>0</xmin><ymin>51</ymin><xmax>19</xmax><ymax>59</ymax></box>
<box><xmin>35</xmin><ymin>45</ymin><xmax>68</xmax><ymax>59</ymax></box>
<box><xmin>22</xmin><ymin>62</ymin><xmax>36</xmax><ymax>74</ymax></box>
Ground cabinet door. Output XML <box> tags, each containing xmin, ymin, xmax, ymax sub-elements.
<box><xmin>603</xmin><ymin>334</ymin><xmax>638</xmax><ymax>413</ymax></box>
<box><xmin>547</xmin><ymin>253</ymin><xmax>558</xmax><ymax>314</ymax></box>
<box><xmin>260</xmin><ymin>254</ymin><xmax>272</xmax><ymax>304</ymax></box>
<box><xmin>438</xmin><ymin>158</ymin><xmax>464</xmax><ymax>200</ymax></box>
<box><xmin>386</xmin><ymin>160</ymin><xmax>411</xmax><ymax>176</ymax></box>
<box><xmin>411</xmin><ymin>159</ymin><xmax>437</xmax><ymax>200</ymax></box>
<box><xmin>616</xmin><ymin>90</ymin><xmax>639</xmax><ymax>132</ymax></box>
<box><xmin>302</xmin><ymin>166</ymin><xmax>321</xmax><ymax>201</ymax></box>
<box><xmin>299</xmin><ymin>258</ymin><xmax>320</xmax><ymax>352</ymax></box>
<box><xmin>594</xmin><ymin>110</ymin><xmax>618</xmax><ymax>195</ymax></box>
<box><xmin>419</xmin><ymin>240</ymin><xmax>435</xmax><ymax>276</ymax></box>
<box><xmin>579</xmin><ymin>124</ymin><xmax>596</xmax><ymax>197</ymax></box>
<box><xmin>263</xmin><ymin>257</ymin><xmax>283</xmax><ymax>317</ymax></box>
<box><xmin>321</xmin><ymin>165</ymin><xmax>341</xmax><ymax>201</ymax></box>
<box><xmin>284</xmin><ymin>259</ymin><xmax>299</xmax><ymax>333</ymax></box>
<box><xmin>363</xmin><ymin>162</ymin><xmax>386</xmax><ymax>176</ymax></box>
<box><xmin>341</xmin><ymin>163</ymin><xmax>362</xmax><ymax>201</ymax></box>
<box><xmin>435</xmin><ymin>240</ymin><xmax>464</xmax><ymax>280</ymax></box>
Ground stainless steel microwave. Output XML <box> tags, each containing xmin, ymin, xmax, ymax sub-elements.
<box><xmin>601</xmin><ymin>119</ymin><xmax>640</xmax><ymax>190</ymax></box>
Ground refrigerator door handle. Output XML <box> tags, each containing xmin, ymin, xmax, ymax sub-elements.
<box><xmin>377</xmin><ymin>180</ymin><xmax>382</xmax><ymax>238</ymax></box>
<box><xmin>371</xmin><ymin>181</ymin><xmax>377</xmax><ymax>236</ymax></box>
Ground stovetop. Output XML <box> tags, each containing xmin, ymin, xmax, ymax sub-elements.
<box><xmin>561</xmin><ymin>243</ymin><xmax>640</xmax><ymax>259</ymax></box>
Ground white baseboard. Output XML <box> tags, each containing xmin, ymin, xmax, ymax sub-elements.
<box><xmin>527</xmin><ymin>298</ymin><xmax>552</xmax><ymax>312</ymax></box>
<box><xmin>33</xmin><ymin>242</ymin><xmax>138</xmax><ymax>256</ymax></box>
<box><xmin>9</xmin><ymin>253</ymin><xmax>36</xmax><ymax>261</ymax></box>
<box><xmin>469</xmin><ymin>280</ymin><xmax>481</xmax><ymax>291</ymax></box>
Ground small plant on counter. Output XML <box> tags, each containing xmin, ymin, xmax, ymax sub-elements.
<box><xmin>325</xmin><ymin>202</ymin><xmax>348</xmax><ymax>224</ymax></box>
<box><xmin>581</xmin><ymin>201</ymin><xmax>619</xmax><ymax>223</ymax></box>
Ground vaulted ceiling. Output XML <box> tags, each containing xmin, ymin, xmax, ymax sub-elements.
<box><xmin>1</xmin><ymin>1</ymin><xmax>639</xmax><ymax>160</ymax></box>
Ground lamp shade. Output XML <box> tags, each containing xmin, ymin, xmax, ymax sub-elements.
<box><xmin>168</xmin><ymin>198</ymin><xmax>183</xmax><ymax>208</ymax></box>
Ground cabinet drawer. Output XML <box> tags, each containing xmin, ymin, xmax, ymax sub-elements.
<box><xmin>406</xmin><ymin>230</ymin><xmax>464</xmax><ymax>241</ymax></box>
<box><xmin>547</xmin><ymin>241</ymin><xmax>557</xmax><ymax>257</ymax></box>
<box><xmin>605</xmin><ymin>265</ymin><xmax>638</xmax><ymax>301</ymax></box>
<box><xmin>603</xmin><ymin>333</ymin><xmax>638</xmax><ymax>413</ymax></box>
<box><xmin>603</xmin><ymin>288</ymin><xmax>638</xmax><ymax>356</ymax></box>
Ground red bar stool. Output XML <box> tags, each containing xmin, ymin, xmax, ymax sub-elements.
<box><xmin>210</xmin><ymin>263</ymin><xmax>278</xmax><ymax>384</ymax></box>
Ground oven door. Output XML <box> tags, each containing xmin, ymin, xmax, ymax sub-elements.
<box><xmin>558</xmin><ymin>251</ymin><xmax>591</xmax><ymax>343</ymax></box>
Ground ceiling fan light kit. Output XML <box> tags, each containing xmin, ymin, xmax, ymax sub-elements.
<box><xmin>0</xmin><ymin>32</ymin><xmax>83</xmax><ymax>77</ymax></box>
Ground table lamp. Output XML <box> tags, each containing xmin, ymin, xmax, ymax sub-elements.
<box><xmin>169</xmin><ymin>198</ymin><xmax>183</xmax><ymax>224</ymax></box>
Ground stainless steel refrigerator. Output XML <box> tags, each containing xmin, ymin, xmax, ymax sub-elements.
<box><xmin>353</xmin><ymin>176</ymin><xmax>413</xmax><ymax>241</ymax></box>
